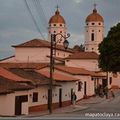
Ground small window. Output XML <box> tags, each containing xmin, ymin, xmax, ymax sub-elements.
<box><xmin>92</xmin><ymin>23</ymin><xmax>95</xmax><ymax>25</ymax></box>
<box><xmin>109</xmin><ymin>77</ymin><xmax>112</xmax><ymax>85</ymax></box>
<box><xmin>33</xmin><ymin>92</ymin><xmax>38</xmax><ymax>102</ymax></box>
<box><xmin>53</xmin><ymin>24</ymin><xmax>56</xmax><ymax>26</ymax></box>
<box><xmin>91</xmin><ymin>33</ymin><xmax>94</xmax><ymax>41</ymax></box>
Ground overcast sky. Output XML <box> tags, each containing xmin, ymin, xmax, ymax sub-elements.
<box><xmin>0</xmin><ymin>0</ymin><xmax>120</xmax><ymax>59</ymax></box>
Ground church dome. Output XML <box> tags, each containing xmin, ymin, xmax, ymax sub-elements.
<box><xmin>49</xmin><ymin>8</ymin><xmax>65</xmax><ymax>24</ymax></box>
<box><xmin>86</xmin><ymin>8</ymin><xmax>104</xmax><ymax>22</ymax></box>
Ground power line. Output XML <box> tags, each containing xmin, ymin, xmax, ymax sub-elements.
<box><xmin>24</xmin><ymin>0</ymin><xmax>46</xmax><ymax>40</ymax></box>
<box><xmin>33</xmin><ymin>0</ymin><xmax>48</xmax><ymax>28</ymax></box>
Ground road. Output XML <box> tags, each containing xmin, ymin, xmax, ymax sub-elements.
<box><xmin>37</xmin><ymin>90</ymin><xmax>120</xmax><ymax>119</ymax></box>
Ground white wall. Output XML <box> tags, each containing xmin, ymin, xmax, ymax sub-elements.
<box><xmin>0</xmin><ymin>90</ymin><xmax>30</xmax><ymax>116</ymax></box>
<box><xmin>15</xmin><ymin>48</ymin><xmax>50</xmax><ymax>63</ymax></box>
<box><xmin>0</xmin><ymin>93</ymin><xmax>15</xmax><ymax>116</ymax></box>
<box><xmin>75</xmin><ymin>75</ymin><xmax>94</xmax><ymax>99</ymax></box>
<box><xmin>48</xmin><ymin>23</ymin><xmax>67</xmax><ymax>45</ymax></box>
<box><xmin>65</xmin><ymin>59</ymin><xmax>99</xmax><ymax>71</ymax></box>
<box><xmin>28</xmin><ymin>87</ymin><xmax>48</xmax><ymax>107</ymax></box>
<box><xmin>85</xmin><ymin>21</ymin><xmax>104</xmax><ymax>54</ymax></box>
<box><xmin>28</xmin><ymin>83</ymin><xmax>75</xmax><ymax>106</ymax></box>
<box><xmin>21</xmin><ymin>102</ymin><xmax>28</xmax><ymax>115</ymax></box>
<box><xmin>108</xmin><ymin>73</ymin><xmax>120</xmax><ymax>89</ymax></box>
<box><xmin>58</xmin><ymin>82</ymin><xmax>76</xmax><ymax>101</ymax></box>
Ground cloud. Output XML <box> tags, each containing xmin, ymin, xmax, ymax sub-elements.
<box><xmin>73</xmin><ymin>0</ymin><xmax>83</xmax><ymax>4</ymax></box>
<box><xmin>69</xmin><ymin>33</ymin><xmax>84</xmax><ymax>47</ymax></box>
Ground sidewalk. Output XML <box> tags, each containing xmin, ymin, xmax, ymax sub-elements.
<box><xmin>26</xmin><ymin>89</ymin><xmax>120</xmax><ymax>117</ymax></box>
<box><xmin>27</xmin><ymin>96</ymin><xmax>105</xmax><ymax>117</ymax></box>
<box><xmin>27</xmin><ymin>105</ymin><xmax>88</xmax><ymax>117</ymax></box>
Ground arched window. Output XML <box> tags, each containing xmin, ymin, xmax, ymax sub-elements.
<box><xmin>54</xmin><ymin>24</ymin><xmax>56</xmax><ymax>26</ymax></box>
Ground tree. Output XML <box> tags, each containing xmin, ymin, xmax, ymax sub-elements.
<box><xmin>99</xmin><ymin>23</ymin><xmax>120</xmax><ymax>72</ymax></box>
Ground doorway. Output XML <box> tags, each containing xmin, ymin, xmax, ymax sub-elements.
<box><xmin>84</xmin><ymin>81</ymin><xmax>87</xmax><ymax>96</ymax></box>
<box><xmin>71</xmin><ymin>88</ymin><xmax>73</xmax><ymax>103</ymax></box>
<box><xmin>48</xmin><ymin>89</ymin><xmax>50</xmax><ymax>110</ymax></box>
<box><xmin>59</xmin><ymin>88</ymin><xmax>62</xmax><ymax>107</ymax></box>
<box><xmin>15</xmin><ymin>95</ymin><xmax>28</xmax><ymax>115</ymax></box>
<box><xmin>102</xmin><ymin>79</ymin><xmax>108</xmax><ymax>89</ymax></box>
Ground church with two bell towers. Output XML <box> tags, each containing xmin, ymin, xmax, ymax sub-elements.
<box><xmin>48</xmin><ymin>5</ymin><xmax>104</xmax><ymax>54</ymax></box>
<box><xmin>1</xmin><ymin>3</ymin><xmax>120</xmax><ymax>116</ymax></box>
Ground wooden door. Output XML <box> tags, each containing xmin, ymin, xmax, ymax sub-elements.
<box><xmin>59</xmin><ymin>88</ymin><xmax>62</xmax><ymax>107</ymax></box>
<box><xmin>84</xmin><ymin>81</ymin><xmax>87</xmax><ymax>95</ymax></box>
<box><xmin>71</xmin><ymin>88</ymin><xmax>73</xmax><ymax>103</ymax></box>
<box><xmin>15</xmin><ymin>95</ymin><xmax>28</xmax><ymax>115</ymax></box>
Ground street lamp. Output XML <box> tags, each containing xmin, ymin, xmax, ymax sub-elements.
<box><xmin>49</xmin><ymin>33</ymin><xmax>70</xmax><ymax>114</ymax></box>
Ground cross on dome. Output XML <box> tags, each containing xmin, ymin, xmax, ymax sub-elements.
<box><xmin>94</xmin><ymin>3</ymin><xmax>97</xmax><ymax>9</ymax></box>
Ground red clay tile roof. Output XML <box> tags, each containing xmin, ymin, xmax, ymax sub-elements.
<box><xmin>0</xmin><ymin>76</ymin><xmax>33</xmax><ymax>95</ymax></box>
<box><xmin>86</xmin><ymin>8</ymin><xmax>104</xmax><ymax>22</ymax></box>
<box><xmin>0</xmin><ymin>55</ymin><xmax>15</xmax><ymax>62</ymax></box>
<box><xmin>55</xmin><ymin>65</ymin><xmax>106</xmax><ymax>77</ymax></box>
<box><xmin>46</xmin><ymin>55</ymin><xmax>65</xmax><ymax>63</ymax></box>
<box><xmin>55</xmin><ymin>65</ymin><xmax>91</xmax><ymax>75</ymax></box>
<box><xmin>66</xmin><ymin>52</ymin><xmax>99</xmax><ymax>59</ymax></box>
<box><xmin>36</xmin><ymin>70</ymin><xmax>79</xmax><ymax>82</ymax></box>
<box><xmin>9</xmin><ymin>68</ymin><xmax>59</xmax><ymax>86</ymax></box>
<box><xmin>12</xmin><ymin>39</ymin><xmax>50</xmax><ymax>47</ymax></box>
<box><xmin>0</xmin><ymin>63</ymin><xmax>48</xmax><ymax>69</ymax></box>
<box><xmin>49</xmin><ymin>9</ymin><xmax>65</xmax><ymax>24</ymax></box>
<box><xmin>0</xmin><ymin>67</ymin><xmax>31</xmax><ymax>83</ymax></box>
<box><xmin>12</xmin><ymin>39</ymin><xmax>73</xmax><ymax>53</ymax></box>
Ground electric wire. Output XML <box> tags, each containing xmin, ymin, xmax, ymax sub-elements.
<box><xmin>33</xmin><ymin>0</ymin><xmax>48</xmax><ymax>28</ymax></box>
<box><xmin>24</xmin><ymin>0</ymin><xmax>46</xmax><ymax>40</ymax></box>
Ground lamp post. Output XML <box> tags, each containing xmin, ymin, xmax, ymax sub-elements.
<box><xmin>49</xmin><ymin>33</ymin><xmax>70</xmax><ymax>114</ymax></box>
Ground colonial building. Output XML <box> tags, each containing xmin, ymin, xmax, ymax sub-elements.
<box><xmin>0</xmin><ymin>6</ymin><xmax>119</xmax><ymax>116</ymax></box>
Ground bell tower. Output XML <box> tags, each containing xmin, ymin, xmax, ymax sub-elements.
<box><xmin>84</xmin><ymin>4</ymin><xmax>104</xmax><ymax>54</ymax></box>
<box><xmin>48</xmin><ymin>7</ymin><xmax>67</xmax><ymax>45</ymax></box>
